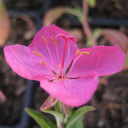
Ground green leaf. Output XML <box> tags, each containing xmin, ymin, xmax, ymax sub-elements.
<box><xmin>87</xmin><ymin>28</ymin><xmax>102</xmax><ymax>47</ymax></box>
<box><xmin>44</xmin><ymin>109</ymin><xmax>64</xmax><ymax>128</ymax></box>
<box><xmin>54</xmin><ymin>101</ymin><xmax>63</xmax><ymax>113</ymax></box>
<box><xmin>101</xmin><ymin>29</ymin><xmax>128</xmax><ymax>53</ymax></box>
<box><xmin>0</xmin><ymin>0</ymin><xmax>10</xmax><ymax>47</ymax></box>
<box><xmin>88</xmin><ymin>0</ymin><xmax>96</xmax><ymax>8</ymax></box>
<box><xmin>69</xmin><ymin>8</ymin><xmax>83</xmax><ymax>23</ymax></box>
<box><xmin>25</xmin><ymin>108</ymin><xmax>57</xmax><ymax>128</ymax></box>
<box><xmin>43</xmin><ymin>7</ymin><xmax>83</xmax><ymax>26</ymax></box>
<box><xmin>68</xmin><ymin>116</ymin><xmax>83</xmax><ymax>128</ymax></box>
<box><xmin>65</xmin><ymin>106</ymin><xmax>95</xmax><ymax>128</ymax></box>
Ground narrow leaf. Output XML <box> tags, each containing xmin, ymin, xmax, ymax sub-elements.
<box><xmin>88</xmin><ymin>0</ymin><xmax>96</xmax><ymax>8</ymax></box>
<box><xmin>66</xmin><ymin>106</ymin><xmax>95</xmax><ymax>128</ymax></box>
<box><xmin>68</xmin><ymin>116</ymin><xmax>83</xmax><ymax>128</ymax></box>
<box><xmin>62</xmin><ymin>103</ymin><xmax>69</xmax><ymax>117</ymax></box>
<box><xmin>101</xmin><ymin>29</ymin><xmax>128</xmax><ymax>53</ymax></box>
<box><xmin>122</xmin><ymin>53</ymin><xmax>128</xmax><ymax>70</ymax></box>
<box><xmin>54</xmin><ymin>101</ymin><xmax>63</xmax><ymax>113</ymax></box>
<box><xmin>40</xmin><ymin>95</ymin><xmax>58</xmax><ymax>111</ymax></box>
<box><xmin>0</xmin><ymin>0</ymin><xmax>10</xmax><ymax>47</ymax></box>
<box><xmin>25</xmin><ymin>108</ymin><xmax>57</xmax><ymax>128</ymax></box>
<box><xmin>0</xmin><ymin>90</ymin><xmax>6</xmax><ymax>103</ymax></box>
<box><xmin>15</xmin><ymin>14</ymin><xmax>37</xmax><ymax>40</ymax></box>
<box><xmin>43</xmin><ymin>109</ymin><xmax>64</xmax><ymax>128</ymax></box>
<box><xmin>87</xmin><ymin>28</ymin><xmax>102</xmax><ymax>46</ymax></box>
<box><xmin>43</xmin><ymin>7</ymin><xmax>83</xmax><ymax>26</ymax></box>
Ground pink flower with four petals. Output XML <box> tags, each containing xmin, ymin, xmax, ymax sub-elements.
<box><xmin>4</xmin><ymin>25</ymin><xmax>125</xmax><ymax>107</ymax></box>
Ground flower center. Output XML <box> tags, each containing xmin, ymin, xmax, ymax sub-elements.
<box><xmin>33</xmin><ymin>34</ymin><xmax>90</xmax><ymax>81</ymax></box>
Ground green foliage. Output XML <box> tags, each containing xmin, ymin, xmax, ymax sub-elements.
<box><xmin>54</xmin><ymin>101</ymin><xmax>63</xmax><ymax>113</ymax></box>
<box><xmin>25</xmin><ymin>108</ymin><xmax>57</xmax><ymax>128</ymax></box>
<box><xmin>88</xmin><ymin>0</ymin><xmax>96</xmax><ymax>8</ymax></box>
<box><xmin>70</xmin><ymin>8</ymin><xmax>83</xmax><ymax>23</ymax></box>
<box><xmin>43</xmin><ymin>7</ymin><xmax>83</xmax><ymax>26</ymax></box>
<box><xmin>26</xmin><ymin>105</ymin><xmax>95</xmax><ymax>128</ymax></box>
<box><xmin>43</xmin><ymin>109</ymin><xmax>64</xmax><ymax>128</ymax></box>
<box><xmin>67</xmin><ymin>116</ymin><xmax>83</xmax><ymax>128</ymax></box>
<box><xmin>65</xmin><ymin>106</ymin><xmax>95</xmax><ymax>128</ymax></box>
<box><xmin>87</xmin><ymin>28</ymin><xmax>102</xmax><ymax>46</ymax></box>
<box><xmin>0</xmin><ymin>0</ymin><xmax>10</xmax><ymax>47</ymax></box>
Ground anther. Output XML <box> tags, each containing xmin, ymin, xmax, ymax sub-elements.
<box><xmin>75</xmin><ymin>49</ymin><xmax>80</xmax><ymax>56</ymax></box>
<box><xmin>40</xmin><ymin>60</ymin><xmax>46</xmax><ymax>66</ymax></box>
<box><xmin>58</xmin><ymin>64</ymin><xmax>61</xmax><ymax>68</ymax></box>
<box><xmin>51</xmin><ymin>37</ymin><xmax>57</xmax><ymax>46</ymax></box>
<box><xmin>79</xmin><ymin>52</ymin><xmax>90</xmax><ymax>55</ymax></box>
<box><xmin>42</xmin><ymin>36</ymin><xmax>47</xmax><ymax>43</ymax></box>
<box><xmin>33</xmin><ymin>51</ymin><xmax>42</xmax><ymax>57</ymax></box>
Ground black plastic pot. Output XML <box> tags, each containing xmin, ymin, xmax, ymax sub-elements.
<box><xmin>90</xmin><ymin>17</ymin><xmax>128</xmax><ymax>26</ymax></box>
<box><xmin>56</xmin><ymin>15</ymin><xmax>128</xmax><ymax>27</ymax></box>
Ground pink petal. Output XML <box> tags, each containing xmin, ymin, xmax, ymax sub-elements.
<box><xmin>4</xmin><ymin>44</ymin><xmax>53</xmax><ymax>81</ymax></box>
<box><xmin>67</xmin><ymin>46</ymin><xmax>125</xmax><ymax>77</ymax></box>
<box><xmin>40</xmin><ymin>74</ymin><xmax>98</xmax><ymax>107</ymax></box>
<box><xmin>29</xmin><ymin>24</ymin><xmax>78</xmax><ymax>73</ymax></box>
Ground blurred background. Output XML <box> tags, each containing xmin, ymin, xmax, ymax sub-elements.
<box><xmin>0</xmin><ymin>0</ymin><xmax>128</xmax><ymax>128</ymax></box>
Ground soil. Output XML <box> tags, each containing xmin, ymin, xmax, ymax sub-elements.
<box><xmin>89</xmin><ymin>0</ymin><xmax>128</xmax><ymax>18</ymax></box>
<box><xmin>0</xmin><ymin>17</ymin><xmax>33</xmax><ymax>126</ymax></box>
<box><xmin>1</xmin><ymin>0</ymin><xmax>128</xmax><ymax>128</ymax></box>
<box><xmin>84</xmin><ymin>70</ymin><xmax>128</xmax><ymax>128</ymax></box>
<box><xmin>51</xmin><ymin>0</ymin><xmax>128</xmax><ymax>18</ymax></box>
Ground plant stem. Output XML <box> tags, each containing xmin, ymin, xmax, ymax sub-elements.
<box><xmin>59</xmin><ymin>124</ymin><xmax>64</xmax><ymax>128</ymax></box>
<box><xmin>82</xmin><ymin>0</ymin><xmax>97</xmax><ymax>46</ymax></box>
<box><xmin>82</xmin><ymin>0</ymin><xmax>92</xmax><ymax>38</ymax></box>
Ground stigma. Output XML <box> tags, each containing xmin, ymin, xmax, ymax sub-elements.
<box><xmin>56</xmin><ymin>34</ymin><xmax>77</xmax><ymax>69</ymax></box>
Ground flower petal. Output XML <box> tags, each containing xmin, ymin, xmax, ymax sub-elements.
<box><xmin>4</xmin><ymin>44</ymin><xmax>53</xmax><ymax>81</ymax></box>
<box><xmin>67</xmin><ymin>46</ymin><xmax>125</xmax><ymax>77</ymax></box>
<box><xmin>40</xmin><ymin>74</ymin><xmax>98</xmax><ymax>107</ymax></box>
<box><xmin>29</xmin><ymin>24</ymin><xmax>78</xmax><ymax>73</ymax></box>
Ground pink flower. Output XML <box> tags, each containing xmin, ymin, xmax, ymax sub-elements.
<box><xmin>4</xmin><ymin>25</ymin><xmax>125</xmax><ymax>107</ymax></box>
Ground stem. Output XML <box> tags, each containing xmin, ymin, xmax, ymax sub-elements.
<box><xmin>56</xmin><ymin>101</ymin><xmax>66</xmax><ymax>128</ymax></box>
<box><xmin>82</xmin><ymin>0</ymin><xmax>97</xmax><ymax>46</ymax></box>
<box><xmin>59</xmin><ymin>123</ymin><xmax>64</xmax><ymax>128</ymax></box>
<box><xmin>82</xmin><ymin>0</ymin><xmax>92</xmax><ymax>38</ymax></box>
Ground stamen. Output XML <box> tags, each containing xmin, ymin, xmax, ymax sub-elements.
<box><xmin>42</xmin><ymin>36</ymin><xmax>47</xmax><ymax>43</ymax></box>
<box><xmin>33</xmin><ymin>51</ymin><xmax>42</xmax><ymax>57</ymax></box>
<box><xmin>40</xmin><ymin>60</ymin><xmax>46</xmax><ymax>66</ymax></box>
<box><xmin>75</xmin><ymin>49</ymin><xmax>80</xmax><ymax>56</ymax></box>
<box><xmin>51</xmin><ymin>37</ymin><xmax>57</xmax><ymax>46</ymax></box>
<box><xmin>79</xmin><ymin>51</ymin><xmax>90</xmax><ymax>55</ymax></box>
<box><xmin>51</xmin><ymin>37</ymin><xmax>60</xmax><ymax>65</ymax></box>
<box><xmin>58</xmin><ymin>64</ymin><xmax>61</xmax><ymax>68</ymax></box>
<box><xmin>42</xmin><ymin>36</ymin><xmax>54</xmax><ymax>67</ymax></box>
